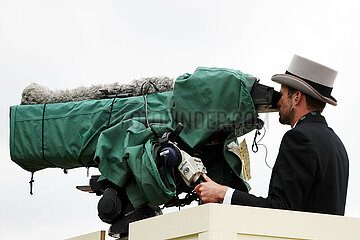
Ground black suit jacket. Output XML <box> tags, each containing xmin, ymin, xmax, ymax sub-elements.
<box><xmin>231</xmin><ymin>112</ymin><xmax>349</xmax><ymax>215</ymax></box>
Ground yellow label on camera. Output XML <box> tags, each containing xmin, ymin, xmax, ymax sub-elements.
<box><xmin>239</xmin><ymin>139</ymin><xmax>251</xmax><ymax>181</ymax></box>
<box><xmin>226</xmin><ymin>139</ymin><xmax>251</xmax><ymax>181</ymax></box>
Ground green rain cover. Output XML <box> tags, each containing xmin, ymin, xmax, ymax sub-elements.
<box><xmin>10</xmin><ymin>67</ymin><xmax>260</xmax><ymax>207</ymax></box>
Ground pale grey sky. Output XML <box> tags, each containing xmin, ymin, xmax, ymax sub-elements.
<box><xmin>1</xmin><ymin>0</ymin><xmax>360</xmax><ymax>239</ymax></box>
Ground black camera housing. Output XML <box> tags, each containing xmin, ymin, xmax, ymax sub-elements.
<box><xmin>251</xmin><ymin>81</ymin><xmax>281</xmax><ymax>113</ymax></box>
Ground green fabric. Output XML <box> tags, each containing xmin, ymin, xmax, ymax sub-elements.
<box><xmin>10</xmin><ymin>93</ymin><xmax>175</xmax><ymax>172</ymax></box>
<box><xmin>10</xmin><ymin>67</ymin><xmax>261</xmax><ymax>207</ymax></box>
<box><xmin>174</xmin><ymin>67</ymin><xmax>257</xmax><ymax>147</ymax></box>
<box><xmin>10</xmin><ymin>99</ymin><xmax>113</xmax><ymax>171</ymax></box>
<box><xmin>94</xmin><ymin>120</ymin><xmax>176</xmax><ymax>206</ymax></box>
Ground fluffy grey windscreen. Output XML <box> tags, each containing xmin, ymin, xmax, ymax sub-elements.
<box><xmin>20</xmin><ymin>77</ymin><xmax>174</xmax><ymax>105</ymax></box>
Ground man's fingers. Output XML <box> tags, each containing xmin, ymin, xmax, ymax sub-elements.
<box><xmin>203</xmin><ymin>173</ymin><xmax>212</xmax><ymax>182</ymax></box>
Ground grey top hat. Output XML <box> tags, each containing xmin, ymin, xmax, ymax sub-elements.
<box><xmin>271</xmin><ymin>55</ymin><xmax>338</xmax><ymax>106</ymax></box>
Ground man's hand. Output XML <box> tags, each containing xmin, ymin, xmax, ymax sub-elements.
<box><xmin>194</xmin><ymin>174</ymin><xmax>228</xmax><ymax>203</ymax></box>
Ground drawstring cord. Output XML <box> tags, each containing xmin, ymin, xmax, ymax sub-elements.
<box><xmin>29</xmin><ymin>172</ymin><xmax>34</xmax><ymax>195</ymax></box>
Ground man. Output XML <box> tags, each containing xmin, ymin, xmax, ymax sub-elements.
<box><xmin>194</xmin><ymin>55</ymin><xmax>349</xmax><ymax>215</ymax></box>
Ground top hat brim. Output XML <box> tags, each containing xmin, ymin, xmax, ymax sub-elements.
<box><xmin>271</xmin><ymin>74</ymin><xmax>337</xmax><ymax>106</ymax></box>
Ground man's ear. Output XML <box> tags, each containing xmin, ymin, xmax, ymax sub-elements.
<box><xmin>294</xmin><ymin>91</ymin><xmax>302</xmax><ymax>105</ymax></box>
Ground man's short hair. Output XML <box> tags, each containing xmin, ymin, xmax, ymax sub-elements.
<box><xmin>286</xmin><ymin>86</ymin><xmax>326</xmax><ymax>112</ymax></box>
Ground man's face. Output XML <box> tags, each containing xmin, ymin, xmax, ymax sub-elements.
<box><xmin>277</xmin><ymin>85</ymin><xmax>294</xmax><ymax>125</ymax></box>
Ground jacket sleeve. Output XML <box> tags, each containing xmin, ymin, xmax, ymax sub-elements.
<box><xmin>231</xmin><ymin>129</ymin><xmax>317</xmax><ymax>211</ymax></box>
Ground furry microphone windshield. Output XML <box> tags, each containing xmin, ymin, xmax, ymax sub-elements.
<box><xmin>21</xmin><ymin>76</ymin><xmax>174</xmax><ymax>105</ymax></box>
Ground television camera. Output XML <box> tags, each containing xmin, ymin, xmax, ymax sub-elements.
<box><xmin>75</xmin><ymin>81</ymin><xmax>280</xmax><ymax>239</ymax></box>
